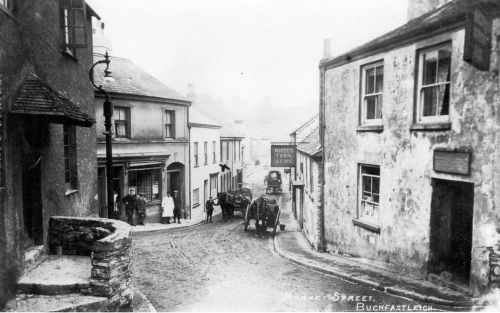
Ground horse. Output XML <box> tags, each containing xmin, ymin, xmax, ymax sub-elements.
<box><xmin>248</xmin><ymin>196</ymin><xmax>275</xmax><ymax>237</ymax></box>
<box><xmin>217</xmin><ymin>192</ymin><xmax>236</xmax><ymax>221</ymax></box>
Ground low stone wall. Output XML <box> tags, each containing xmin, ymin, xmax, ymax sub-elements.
<box><xmin>49</xmin><ymin>217</ymin><xmax>133</xmax><ymax>311</ymax></box>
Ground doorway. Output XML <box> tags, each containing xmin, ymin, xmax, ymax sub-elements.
<box><xmin>429</xmin><ymin>179</ymin><xmax>474</xmax><ymax>284</ymax></box>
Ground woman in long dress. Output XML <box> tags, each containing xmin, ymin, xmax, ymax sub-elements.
<box><xmin>161</xmin><ymin>191</ymin><xmax>175</xmax><ymax>224</ymax></box>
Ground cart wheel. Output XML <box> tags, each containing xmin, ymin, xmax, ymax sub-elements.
<box><xmin>273</xmin><ymin>210</ymin><xmax>281</xmax><ymax>237</ymax></box>
<box><xmin>244</xmin><ymin>203</ymin><xmax>250</xmax><ymax>232</ymax></box>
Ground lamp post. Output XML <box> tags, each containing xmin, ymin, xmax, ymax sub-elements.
<box><xmin>89</xmin><ymin>51</ymin><xmax>114</xmax><ymax>218</ymax></box>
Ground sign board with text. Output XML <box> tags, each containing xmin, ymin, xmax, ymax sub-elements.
<box><xmin>433</xmin><ymin>150</ymin><xmax>471</xmax><ymax>176</ymax></box>
<box><xmin>271</xmin><ymin>145</ymin><xmax>296</xmax><ymax>167</ymax></box>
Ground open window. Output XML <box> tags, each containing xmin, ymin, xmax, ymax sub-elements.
<box><xmin>61</xmin><ymin>0</ymin><xmax>87</xmax><ymax>55</ymax></box>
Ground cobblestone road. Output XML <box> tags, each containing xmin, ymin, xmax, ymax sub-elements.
<box><xmin>132</xmin><ymin>167</ymin><xmax>435</xmax><ymax>312</ymax></box>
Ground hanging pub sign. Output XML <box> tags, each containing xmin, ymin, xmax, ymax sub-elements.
<box><xmin>464</xmin><ymin>5</ymin><xmax>493</xmax><ymax>71</ymax></box>
<box><xmin>271</xmin><ymin>145</ymin><xmax>296</xmax><ymax>167</ymax></box>
<box><xmin>433</xmin><ymin>149</ymin><xmax>471</xmax><ymax>176</ymax></box>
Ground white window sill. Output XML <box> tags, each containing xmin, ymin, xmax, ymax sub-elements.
<box><xmin>65</xmin><ymin>189</ymin><xmax>79</xmax><ymax>196</ymax></box>
<box><xmin>410</xmin><ymin>122</ymin><xmax>451</xmax><ymax>131</ymax></box>
<box><xmin>356</xmin><ymin>125</ymin><xmax>384</xmax><ymax>133</ymax></box>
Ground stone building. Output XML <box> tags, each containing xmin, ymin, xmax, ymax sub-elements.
<box><xmin>290</xmin><ymin>115</ymin><xmax>323</xmax><ymax>250</ymax></box>
<box><xmin>220</xmin><ymin>125</ymin><xmax>245</xmax><ymax>192</ymax></box>
<box><xmin>0</xmin><ymin>0</ymin><xmax>99</xmax><ymax>307</ymax></box>
<box><xmin>319</xmin><ymin>0</ymin><xmax>500</xmax><ymax>295</ymax></box>
<box><xmin>93</xmin><ymin>53</ymin><xmax>191</xmax><ymax>223</ymax></box>
<box><xmin>189</xmin><ymin>107</ymin><xmax>221</xmax><ymax>222</ymax></box>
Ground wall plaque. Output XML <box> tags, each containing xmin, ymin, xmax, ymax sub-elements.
<box><xmin>464</xmin><ymin>6</ymin><xmax>493</xmax><ymax>71</ymax></box>
<box><xmin>271</xmin><ymin>145</ymin><xmax>296</xmax><ymax>167</ymax></box>
<box><xmin>433</xmin><ymin>150</ymin><xmax>471</xmax><ymax>176</ymax></box>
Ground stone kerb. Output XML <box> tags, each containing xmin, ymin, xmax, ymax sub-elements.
<box><xmin>48</xmin><ymin>216</ymin><xmax>133</xmax><ymax>311</ymax></box>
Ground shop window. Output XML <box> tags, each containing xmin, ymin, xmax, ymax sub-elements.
<box><xmin>193</xmin><ymin>188</ymin><xmax>199</xmax><ymax>206</ymax></box>
<box><xmin>63</xmin><ymin>123</ymin><xmax>78</xmax><ymax>189</ymax></box>
<box><xmin>165</xmin><ymin>110</ymin><xmax>175</xmax><ymax>138</ymax></box>
<box><xmin>129</xmin><ymin>170</ymin><xmax>161</xmax><ymax>202</ymax></box>
<box><xmin>361</xmin><ymin>62</ymin><xmax>383</xmax><ymax>125</ymax></box>
<box><xmin>358</xmin><ymin>165</ymin><xmax>380</xmax><ymax>226</ymax></box>
<box><xmin>417</xmin><ymin>43</ymin><xmax>451</xmax><ymax>124</ymax></box>
<box><xmin>61</xmin><ymin>0</ymin><xmax>87</xmax><ymax>55</ymax></box>
<box><xmin>194</xmin><ymin>142</ymin><xmax>199</xmax><ymax>166</ymax></box>
<box><xmin>114</xmin><ymin>106</ymin><xmax>130</xmax><ymax>138</ymax></box>
<box><xmin>204</xmin><ymin>142</ymin><xmax>208</xmax><ymax>165</ymax></box>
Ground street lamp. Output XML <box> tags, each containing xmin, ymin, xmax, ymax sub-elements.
<box><xmin>89</xmin><ymin>51</ymin><xmax>115</xmax><ymax>218</ymax></box>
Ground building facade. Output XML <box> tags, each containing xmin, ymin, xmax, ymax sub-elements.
<box><xmin>189</xmin><ymin>107</ymin><xmax>221</xmax><ymax>221</ymax></box>
<box><xmin>290</xmin><ymin>116</ymin><xmax>323</xmax><ymax>250</ymax></box>
<box><xmin>93</xmin><ymin>54</ymin><xmax>191</xmax><ymax>224</ymax></box>
<box><xmin>220</xmin><ymin>126</ymin><xmax>245</xmax><ymax>192</ymax></box>
<box><xmin>0</xmin><ymin>0</ymin><xmax>99</xmax><ymax>307</ymax></box>
<box><xmin>320</xmin><ymin>0</ymin><xmax>500</xmax><ymax>295</ymax></box>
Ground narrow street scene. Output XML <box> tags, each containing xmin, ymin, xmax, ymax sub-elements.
<box><xmin>2</xmin><ymin>0</ymin><xmax>500</xmax><ymax>312</ymax></box>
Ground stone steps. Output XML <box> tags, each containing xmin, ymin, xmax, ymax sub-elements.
<box><xmin>24</xmin><ymin>245</ymin><xmax>46</xmax><ymax>273</ymax></box>
<box><xmin>4</xmin><ymin>293</ymin><xmax>108</xmax><ymax>312</ymax></box>
<box><xmin>18</xmin><ymin>255</ymin><xmax>91</xmax><ymax>295</ymax></box>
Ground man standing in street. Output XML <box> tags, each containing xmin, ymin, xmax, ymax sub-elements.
<box><xmin>137</xmin><ymin>193</ymin><xmax>147</xmax><ymax>226</ymax></box>
<box><xmin>123</xmin><ymin>188</ymin><xmax>138</xmax><ymax>226</ymax></box>
<box><xmin>173</xmin><ymin>190</ymin><xmax>181</xmax><ymax>224</ymax></box>
<box><xmin>205</xmin><ymin>196</ymin><xmax>215</xmax><ymax>223</ymax></box>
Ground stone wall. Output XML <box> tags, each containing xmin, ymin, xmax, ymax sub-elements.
<box><xmin>49</xmin><ymin>217</ymin><xmax>133</xmax><ymax>311</ymax></box>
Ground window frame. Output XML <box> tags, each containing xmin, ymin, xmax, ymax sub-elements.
<box><xmin>212</xmin><ymin>141</ymin><xmax>216</xmax><ymax>163</ymax></box>
<box><xmin>356</xmin><ymin>164</ymin><xmax>381</xmax><ymax>230</ymax></box>
<box><xmin>128</xmin><ymin>169</ymin><xmax>161</xmax><ymax>202</ymax></box>
<box><xmin>114</xmin><ymin>106</ymin><xmax>131</xmax><ymax>139</ymax></box>
<box><xmin>360</xmin><ymin>60</ymin><xmax>384</xmax><ymax>126</ymax></box>
<box><xmin>415</xmin><ymin>42</ymin><xmax>452</xmax><ymax>125</ymax></box>
<box><xmin>164</xmin><ymin>110</ymin><xmax>176</xmax><ymax>139</ymax></box>
<box><xmin>63</xmin><ymin>123</ymin><xmax>78</xmax><ymax>190</ymax></box>
<box><xmin>194</xmin><ymin>142</ymin><xmax>199</xmax><ymax>167</ymax></box>
<box><xmin>204</xmin><ymin>141</ymin><xmax>208</xmax><ymax>165</ymax></box>
<box><xmin>193</xmin><ymin>188</ymin><xmax>200</xmax><ymax>206</ymax></box>
<box><xmin>60</xmin><ymin>0</ymin><xmax>88</xmax><ymax>55</ymax></box>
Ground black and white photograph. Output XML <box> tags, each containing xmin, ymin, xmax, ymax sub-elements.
<box><xmin>1</xmin><ymin>0</ymin><xmax>500</xmax><ymax>311</ymax></box>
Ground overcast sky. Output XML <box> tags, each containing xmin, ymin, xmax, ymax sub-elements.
<box><xmin>87</xmin><ymin>0</ymin><xmax>408</xmax><ymax>111</ymax></box>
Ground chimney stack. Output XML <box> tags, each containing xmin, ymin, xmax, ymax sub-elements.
<box><xmin>323</xmin><ymin>38</ymin><xmax>332</xmax><ymax>59</ymax></box>
<box><xmin>186</xmin><ymin>83</ymin><xmax>197</xmax><ymax>104</ymax></box>
<box><xmin>407</xmin><ymin>0</ymin><xmax>452</xmax><ymax>21</ymax></box>
<box><xmin>92</xmin><ymin>19</ymin><xmax>113</xmax><ymax>55</ymax></box>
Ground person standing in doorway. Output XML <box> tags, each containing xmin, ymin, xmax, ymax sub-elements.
<box><xmin>137</xmin><ymin>193</ymin><xmax>147</xmax><ymax>225</ymax></box>
<box><xmin>173</xmin><ymin>190</ymin><xmax>181</xmax><ymax>224</ymax></box>
<box><xmin>205</xmin><ymin>196</ymin><xmax>215</xmax><ymax>223</ymax></box>
<box><xmin>161</xmin><ymin>192</ymin><xmax>174</xmax><ymax>224</ymax></box>
<box><xmin>123</xmin><ymin>188</ymin><xmax>138</xmax><ymax>226</ymax></box>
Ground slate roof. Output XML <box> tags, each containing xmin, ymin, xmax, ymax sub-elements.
<box><xmin>93</xmin><ymin>54</ymin><xmax>189</xmax><ymax>103</ymax></box>
<box><xmin>189</xmin><ymin>107</ymin><xmax>221</xmax><ymax>128</ymax></box>
<box><xmin>320</xmin><ymin>0</ymin><xmax>500</xmax><ymax>69</ymax></box>
<box><xmin>297</xmin><ymin>126</ymin><xmax>321</xmax><ymax>158</ymax></box>
<box><xmin>12</xmin><ymin>73</ymin><xmax>95</xmax><ymax>127</ymax></box>
<box><xmin>220</xmin><ymin>124</ymin><xmax>245</xmax><ymax>138</ymax></box>
<box><xmin>291</xmin><ymin>114</ymin><xmax>319</xmax><ymax>143</ymax></box>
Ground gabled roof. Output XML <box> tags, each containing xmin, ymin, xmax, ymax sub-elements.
<box><xmin>220</xmin><ymin>124</ymin><xmax>245</xmax><ymax>138</ymax></box>
<box><xmin>93</xmin><ymin>54</ymin><xmax>189</xmax><ymax>103</ymax></box>
<box><xmin>291</xmin><ymin>114</ymin><xmax>319</xmax><ymax>144</ymax></box>
<box><xmin>320</xmin><ymin>0</ymin><xmax>500</xmax><ymax>69</ymax></box>
<box><xmin>11</xmin><ymin>73</ymin><xmax>95</xmax><ymax>127</ymax></box>
<box><xmin>297</xmin><ymin>126</ymin><xmax>321</xmax><ymax>158</ymax></box>
<box><xmin>189</xmin><ymin>107</ymin><xmax>221</xmax><ymax>128</ymax></box>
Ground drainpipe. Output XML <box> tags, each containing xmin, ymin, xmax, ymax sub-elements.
<box><xmin>187</xmin><ymin>106</ymin><xmax>192</xmax><ymax>220</ymax></box>
<box><xmin>318</xmin><ymin>65</ymin><xmax>326</xmax><ymax>252</ymax></box>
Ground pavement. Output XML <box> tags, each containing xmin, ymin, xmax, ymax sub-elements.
<box><xmin>273</xmin><ymin>192</ymin><xmax>479</xmax><ymax>310</ymax></box>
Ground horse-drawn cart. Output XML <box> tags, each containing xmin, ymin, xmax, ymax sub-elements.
<box><xmin>244</xmin><ymin>196</ymin><xmax>281</xmax><ymax>237</ymax></box>
<box><xmin>226</xmin><ymin>187</ymin><xmax>252</xmax><ymax>217</ymax></box>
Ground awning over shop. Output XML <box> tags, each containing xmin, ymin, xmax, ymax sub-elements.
<box><xmin>10</xmin><ymin>73</ymin><xmax>95</xmax><ymax>127</ymax></box>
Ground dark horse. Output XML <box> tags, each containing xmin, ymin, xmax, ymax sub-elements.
<box><xmin>217</xmin><ymin>192</ymin><xmax>235</xmax><ymax>221</ymax></box>
<box><xmin>248</xmin><ymin>196</ymin><xmax>276</xmax><ymax>237</ymax></box>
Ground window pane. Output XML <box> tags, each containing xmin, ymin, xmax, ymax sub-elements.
<box><xmin>116</xmin><ymin>122</ymin><xmax>127</xmax><ymax>136</ymax></box>
<box><xmin>361</xmin><ymin>166</ymin><xmax>379</xmax><ymax>176</ymax></box>
<box><xmin>165</xmin><ymin>111</ymin><xmax>171</xmax><ymax>124</ymax></box>
<box><xmin>421</xmin><ymin>87</ymin><xmax>436</xmax><ymax>117</ymax></box>
<box><xmin>372</xmin><ymin>177</ymin><xmax>380</xmax><ymax>194</ymax></box>
<box><xmin>362</xmin><ymin>175</ymin><xmax>371</xmax><ymax>193</ymax></box>
<box><xmin>438</xmin><ymin>84</ymin><xmax>450</xmax><ymax>115</ymax></box>
<box><xmin>423</xmin><ymin>52</ymin><xmax>438</xmax><ymax>85</ymax></box>
<box><xmin>375</xmin><ymin>66</ymin><xmax>383</xmax><ymax>93</ymax></box>
<box><xmin>437</xmin><ymin>49</ymin><xmax>451</xmax><ymax>83</ymax></box>
<box><xmin>152</xmin><ymin>171</ymin><xmax>159</xmax><ymax>200</ymax></box>
<box><xmin>365</xmin><ymin>96</ymin><xmax>376</xmax><ymax>119</ymax></box>
<box><xmin>366</xmin><ymin>67</ymin><xmax>375</xmax><ymax>94</ymax></box>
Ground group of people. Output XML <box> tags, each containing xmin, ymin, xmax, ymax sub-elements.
<box><xmin>122</xmin><ymin>188</ymin><xmax>147</xmax><ymax>226</ymax></box>
<box><xmin>161</xmin><ymin>190</ymin><xmax>182</xmax><ymax>224</ymax></box>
